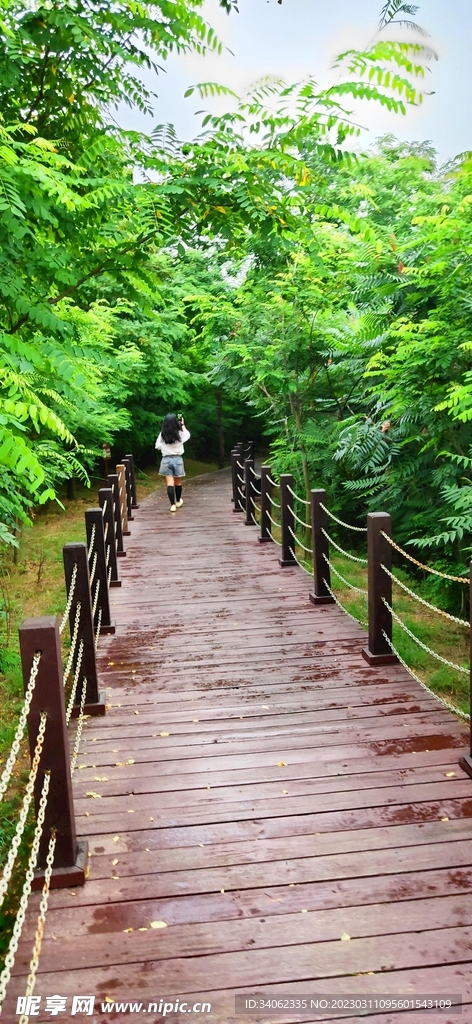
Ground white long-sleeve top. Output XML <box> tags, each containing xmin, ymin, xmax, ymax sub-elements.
<box><xmin>155</xmin><ymin>427</ymin><xmax>190</xmax><ymax>456</ymax></box>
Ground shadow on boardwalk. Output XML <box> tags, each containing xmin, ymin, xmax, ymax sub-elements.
<box><xmin>10</xmin><ymin>471</ymin><xmax>472</xmax><ymax>1023</ymax></box>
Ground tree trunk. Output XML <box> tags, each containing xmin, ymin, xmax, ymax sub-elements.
<box><xmin>67</xmin><ymin>478</ymin><xmax>76</xmax><ymax>500</ymax></box>
<box><xmin>216</xmin><ymin>389</ymin><xmax>225</xmax><ymax>469</ymax></box>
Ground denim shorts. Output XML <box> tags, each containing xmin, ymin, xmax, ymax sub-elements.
<box><xmin>159</xmin><ymin>455</ymin><xmax>185</xmax><ymax>478</ymax></box>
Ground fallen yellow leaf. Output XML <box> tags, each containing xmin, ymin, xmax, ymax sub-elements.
<box><xmin>277</xmin><ymin>761</ymin><xmax>287</xmax><ymax>768</ymax></box>
<box><xmin>446</xmin><ymin>771</ymin><xmax>455</xmax><ymax>777</ymax></box>
<box><xmin>123</xmin><ymin>927</ymin><xmax>133</xmax><ymax>933</ymax></box>
<box><xmin>112</xmin><ymin>836</ymin><xmax>120</xmax><ymax>843</ymax></box>
<box><xmin>341</xmin><ymin>933</ymin><xmax>351</xmax><ymax>941</ymax></box>
<box><xmin>86</xmin><ymin>791</ymin><xmax>102</xmax><ymax>799</ymax></box>
<box><xmin>127</xmin><ymin>809</ymin><xmax>135</xmax><ymax>813</ymax></box>
<box><xmin>150</xmin><ymin>921</ymin><xmax>167</xmax><ymax>929</ymax></box>
<box><xmin>108</xmin><ymin>662</ymin><xmax>114</xmax><ymax>666</ymax></box>
<box><xmin>94</xmin><ymin>776</ymin><xmax>108</xmax><ymax>782</ymax></box>
<box><xmin>220</xmin><ymin>889</ymin><xmax>225</xmax><ymax>893</ymax></box>
<box><xmin>149</xmin><ymin>816</ymin><xmax>154</xmax><ymax>821</ymax></box>
<box><xmin>112</xmin><ymin>858</ymin><xmax>118</xmax><ymax>866</ymax></box>
<box><xmin>301</xmin><ymin>909</ymin><xmax>308</xmax><ymax>914</ymax></box>
<box><xmin>138</xmin><ymin>927</ymin><xmax>148</xmax><ymax>932</ymax></box>
<box><xmin>261</xmin><ymin>705</ymin><xmax>270</xmax><ymax>709</ymax></box>
<box><xmin>441</xmin><ymin>816</ymin><xmax>450</xmax><ymax>822</ymax></box>
<box><xmin>127</xmin><ymin>759</ymin><xmax>135</xmax><ymax>765</ymax></box>
<box><xmin>282</xmin><ymin>790</ymin><xmax>289</xmax><ymax>795</ymax></box>
<box><xmin>134</xmin><ymin>710</ymin><xmax>139</xmax><ymax>715</ymax></box>
<box><xmin>160</xmin><ymin>732</ymin><xmax>170</xmax><ymax>737</ymax></box>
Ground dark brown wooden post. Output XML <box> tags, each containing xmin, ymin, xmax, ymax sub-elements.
<box><xmin>309</xmin><ymin>489</ymin><xmax>335</xmax><ymax>606</ymax></box>
<box><xmin>231</xmin><ymin>450</ymin><xmax>244</xmax><ymax>513</ymax></box>
<box><xmin>244</xmin><ymin>457</ymin><xmax>255</xmax><ymax>526</ymax></box>
<box><xmin>244</xmin><ymin>440</ymin><xmax>255</xmax><ymax>462</ymax></box>
<box><xmin>85</xmin><ymin>509</ymin><xmax>115</xmax><ymax>635</ymax></box>
<box><xmin>279</xmin><ymin>474</ymin><xmax>297</xmax><ymax>567</ymax></box>
<box><xmin>459</xmin><ymin>562</ymin><xmax>472</xmax><ymax>778</ymax></box>
<box><xmin>19</xmin><ymin>617</ymin><xmax>88</xmax><ymax>887</ymax></box>
<box><xmin>125</xmin><ymin>453</ymin><xmax>139</xmax><ymax>509</ymax></box>
<box><xmin>259</xmin><ymin>465</ymin><xmax>273</xmax><ymax>543</ymax></box>
<box><xmin>116</xmin><ymin>465</ymin><xmax>130</xmax><ymax>536</ymax></box>
<box><xmin>122</xmin><ymin>457</ymin><xmax>134</xmax><ymax>521</ymax></box>
<box><xmin>362</xmin><ymin>512</ymin><xmax>398</xmax><ymax>665</ymax></box>
<box><xmin>99</xmin><ymin>487</ymin><xmax>120</xmax><ymax>588</ymax></box>
<box><xmin>63</xmin><ymin>543</ymin><xmax>104</xmax><ymax>716</ymax></box>
<box><xmin>108</xmin><ymin>473</ymin><xmax>126</xmax><ymax>558</ymax></box>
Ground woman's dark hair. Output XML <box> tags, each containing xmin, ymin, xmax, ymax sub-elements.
<box><xmin>161</xmin><ymin>413</ymin><xmax>181</xmax><ymax>445</ymax></box>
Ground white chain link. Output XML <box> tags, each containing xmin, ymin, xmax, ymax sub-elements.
<box><xmin>288</xmin><ymin>524</ymin><xmax>313</xmax><ymax>554</ymax></box>
<box><xmin>87</xmin><ymin>523</ymin><xmax>96</xmax><ymax>559</ymax></box>
<box><xmin>92</xmin><ymin>579</ymin><xmax>100</xmax><ymax>618</ymax></box>
<box><xmin>0</xmin><ymin>771</ymin><xmax>51</xmax><ymax>1012</ymax></box>
<box><xmin>290</xmin><ymin>507</ymin><xmax>311</xmax><ymax>530</ymax></box>
<box><xmin>0</xmin><ymin>712</ymin><xmax>47</xmax><ymax>907</ymax></box>
<box><xmin>19</xmin><ymin>829</ymin><xmax>57</xmax><ymax>1021</ymax></box>
<box><xmin>267</xmin><ymin>493</ymin><xmax>281</xmax><ymax>509</ymax></box>
<box><xmin>89</xmin><ymin>550</ymin><xmax>98</xmax><ymax>586</ymax></box>
<box><xmin>249</xmin><ymin>465</ymin><xmax>259</xmax><ymax>478</ymax></box>
<box><xmin>107</xmin><ymin>565</ymin><xmax>112</xmax><ymax>587</ymax></box>
<box><xmin>65</xmin><ymin>640</ymin><xmax>85</xmax><ymax>726</ymax></box>
<box><xmin>289</xmin><ymin>547</ymin><xmax>312</xmax><ymax>576</ymax></box>
<box><xmin>63</xmin><ymin>601</ymin><xmax>81</xmax><ymax>687</ymax></box>
<box><xmin>322</xmin><ymin>578</ymin><xmax>368</xmax><ymax>628</ymax></box>
<box><xmin>106</xmin><ymin>544</ymin><xmax>110</xmax><ymax>567</ymax></box>
<box><xmin>382</xmin><ymin>598</ymin><xmax>469</xmax><ymax>675</ymax></box>
<box><xmin>104</xmin><ymin>520</ymin><xmax>109</xmax><ymax>542</ymax></box>
<box><xmin>319</xmin><ymin>501</ymin><xmax>367</xmax><ymax>533</ymax></box>
<box><xmin>266</xmin><ymin>474</ymin><xmax>279</xmax><ymax>488</ymax></box>
<box><xmin>70</xmin><ymin>680</ymin><xmax>88</xmax><ymax>774</ymax></box>
<box><xmin>0</xmin><ymin>652</ymin><xmax>41</xmax><ymax>802</ymax></box>
<box><xmin>380</xmin><ymin>531</ymin><xmax>468</xmax><ymax>583</ymax></box>
<box><xmin>236</xmin><ymin>460</ymin><xmax>244</xmax><ymax>470</ymax></box>
<box><xmin>321</xmin><ymin>528</ymin><xmax>368</xmax><ymax>564</ymax></box>
<box><xmin>381</xmin><ymin>564</ymin><xmax>469</xmax><ymax>627</ymax></box>
<box><xmin>381</xmin><ymin>631</ymin><xmax>470</xmax><ymax>720</ymax></box>
<box><xmin>59</xmin><ymin>564</ymin><xmax>78</xmax><ymax>635</ymax></box>
<box><xmin>287</xmin><ymin>485</ymin><xmax>310</xmax><ymax>507</ymax></box>
<box><xmin>95</xmin><ymin>608</ymin><xmax>103</xmax><ymax>650</ymax></box>
<box><xmin>237</xmin><ymin>486</ymin><xmax>245</xmax><ymax>500</ymax></box>
<box><xmin>323</xmin><ymin>553</ymin><xmax>368</xmax><ymax>594</ymax></box>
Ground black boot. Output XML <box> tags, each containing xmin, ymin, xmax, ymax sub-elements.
<box><xmin>175</xmin><ymin>485</ymin><xmax>183</xmax><ymax>507</ymax></box>
<box><xmin>167</xmin><ymin>485</ymin><xmax>176</xmax><ymax>510</ymax></box>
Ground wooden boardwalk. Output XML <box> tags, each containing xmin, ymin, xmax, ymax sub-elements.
<box><xmin>11</xmin><ymin>470</ymin><xmax>472</xmax><ymax>1022</ymax></box>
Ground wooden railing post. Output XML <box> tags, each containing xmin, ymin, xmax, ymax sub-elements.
<box><xmin>85</xmin><ymin>508</ymin><xmax>115</xmax><ymax>635</ymax></box>
<box><xmin>362</xmin><ymin>512</ymin><xmax>398</xmax><ymax>665</ymax></box>
<box><xmin>259</xmin><ymin>465</ymin><xmax>273</xmax><ymax>543</ymax></box>
<box><xmin>244</xmin><ymin>457</ymin><xmax>256</xmax><ymax>526</ymax></box>
<box><xmin>99</xmin><ymin>487</ymin><xmax>120</xmax><ymax>588</ymax></box>
<box><xmin>279</xmin><ymin>474</ymin><xmax>297</xmax><ymax>567</ymax></box>
<box><xmin>459</xmin><ymin>562</ymin><xmax>472</xmax><ymax>777</ymax></box>
<box><xmin>19</xmin><ymin>617</ymin><xmax>88</xmax><ymax>886</ymax></box>
<box><xmin>125</xmin><ymin>453</ymin><xmax>139</xmax><ymax>509</ymax></box>
<box><xmin>108</xmin><ymin>473</ymin><xmax>126</xmax><ymax>557</ymax></box>
<box><xmin>231</xmin><ymin>450</ymin><xmax>244</xmax><ymax>513</ymax></box>
<box><xmin>309</xmin><ymin>489</ymin><xmax>335</xmax><ymax>606</ymax></box>
<box><xmin>63</xmin><ymin>543</ymin><xmax>104</xmax><ymax>716</ymax></box>
<box><xmin>122</xmin><ymin>457</ymin><xmax>134</xmax><ymax>521</ymax></box>
<box><xmin>244</xmin><ymin>440</ymin><xmax>254</xmax><ymax>462</ymax></box>
<box><xmin>116</xmin><ymin>464</ymin><xmax>130</xmax><ymax>536</ymax></box>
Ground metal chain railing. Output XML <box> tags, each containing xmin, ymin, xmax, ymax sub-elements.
<box><xmin>87</xmin><ymin>523</ymin><xmax>96</xmax><ymax>559</ymax></box>
<box><xmin>70</xmin><ymin>680</ymin><xmax>88</xmax><ymax>775</ymax></box>
<box><xmin>323</xmin><ymin>553</ymin><xmax>368</xmax><ymax>594</ymax></box>
<box><xmin>0</xmin><ymin>712</ymin><xmax>48</xmax><ymax>908</ymax></box>
<box><xmin>288</xmin><ymin>524</ymin><xmax>313</xmax><ymax>555</ymax></box>
<box><xmin>89</xmin><ymin>550</ymin><xmax>98</xmax><ymax>587</ymax></box>
<box><xmin>236</xmin><ymin>460</ymin><xmax>244</xmax><ymax>471</ymax></box>
<box><xmin>18</xmin><ymin>830</ymin><xmax>57</xmax><ymax>1024</ymax></box>
<box><xmin>322</xmin><ymin>578</ymin><xmax>368</xmax><ymax>628</ymax></box>
<box><xmin>381</xmin><ymin>631</ymin><xmax>470</xmax><ymax>720</ymax></box>
<box><xmin>249</xmin><ymin>465</ymin><xmax>259</xmax><ymax>478</ymax></box>
<box><xmin>289</xmin><ymin>546</ymin><xmax>312</xmax><ymax>576</ymax></box>
<box><xmin>290</xmin><ymin>507</ymin><xmax>311</xmax><ymax>530</ymax></box>
<box><xmin>92</xmin><ymin>580</ymin><xmax>100</xmax><ymax>619</ymax></box>
<box><xmin>382</xmin><ymin>597</ymin><xmax>469</xmax><ymax>675</ymax></box>
<box><xmin>381</xmin><ymin>564</ymin><xmax>469</xmax><ymax>627</ymax></box>
<box><xmin>319</xmin><ymin>502</ymin><xmax>367</xmax><ymax>533</ymax></box>
<box><xmin>62</xmin><ymin>602</ymin><xmax>81</xmax><ymax>687</ymax></box>
<box><xmin>321</xmin><ymin>528</ymin><xmax>368</xmax><ymax>564</ymax></box>
<box><xmin>94</xmin><ymin>608</ymin><xmax>103</xmax><ymax>650</ymax></box>
<box><xmin>266</xmin><ymin>474</ymin><xmax>279</xmax><ymax>489</ymax></box>
<box><xmin>65</xmin><ymin>641</ymin><xmax>85</xmax><ymax>726</ymax></box>
<box><xmin>267</xmin><ymin>493</ymin><xmax>281</xmax><ymax>509</ymax></box>
<box><xmin>59</xmin><ymin>564</ymin><xmax>78</xmax><ymax>635</ymax></box>
<box><xmin>0</xmin><ymin>771</ymin><xmax>51</xmax><ymax>1013</ymax></box>
<box><xmin>380</xmin><ymin>532</ymin><xmax>468</xmax><ymax>584</ymax></box>
<box><xmin>287</xmin><ymin>485</ymin><xmax>310</xmax><ymax>507</ymax></box>
<box><xmin>0</xmin><ymin>652</ymin><xmax>41</xmax><ymax>802</ymax></box>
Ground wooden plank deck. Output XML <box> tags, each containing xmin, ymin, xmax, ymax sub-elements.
<box><xmin>10</xmin><ymin>470</ymin><xmax>472</xmax><ymax>1023</ymax></box>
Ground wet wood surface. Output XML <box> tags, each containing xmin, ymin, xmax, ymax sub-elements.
<box><xmin>9</xmin><ymin>470</ymin><xmax>472</xmax><ymax>1023</ymax></box>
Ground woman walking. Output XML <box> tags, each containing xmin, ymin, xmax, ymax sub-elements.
<box><xmin>155</xmin><ymin>414</ymin><xmax>191</xmax><ymax>512</ymax></box>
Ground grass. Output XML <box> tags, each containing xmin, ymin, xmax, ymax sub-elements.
<box><xmin>0</xmin><ymin>456</ymin><xmax>218</xmax><ymax>968</ymax></box>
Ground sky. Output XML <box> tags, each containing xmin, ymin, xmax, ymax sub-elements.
<box><xmin>118</xmin><ymin>0</ymin><xmax>472</xmax><ymax>163</ymax></box>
